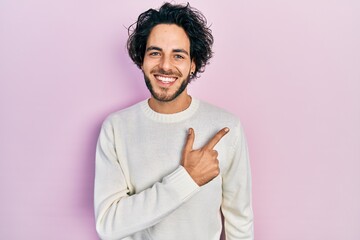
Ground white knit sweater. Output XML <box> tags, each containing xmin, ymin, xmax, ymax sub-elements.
<box><xmin>94</xmin><ymin>98</ymin><xmax>254</xmax><ymax>240</ymax></box>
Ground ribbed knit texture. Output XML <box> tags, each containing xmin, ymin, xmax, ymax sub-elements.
<box><xmin>94</xmin><ymin>98</ymin><xmax>254</xmax><ymax>240</ymax></box>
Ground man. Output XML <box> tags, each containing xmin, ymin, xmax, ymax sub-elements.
<box><xmin>94</xmin><ymin>2</ymin><xmax>253</xmax><ymax>239</ymax></box>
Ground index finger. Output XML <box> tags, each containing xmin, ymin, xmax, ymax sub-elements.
<box><xmin>203</xmin><ymin>127</ymin><xmax>229</xmax><ymax>150</ymax></box>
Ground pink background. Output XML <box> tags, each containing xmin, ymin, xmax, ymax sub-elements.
<box><xmin>1</xmin><ymin>0</ymin><xmax>359</xmax><ymax>239</ymax></box>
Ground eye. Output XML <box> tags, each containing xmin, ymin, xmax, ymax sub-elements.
<box><xmin>174</xmin><ymin>54</ymin><xmax>184</xmax><ymax>59</ymax></box>
<box><xmin>149</xmin><ymin>52</ymin><xmax>160</xmax><ymax>56</ymax></box>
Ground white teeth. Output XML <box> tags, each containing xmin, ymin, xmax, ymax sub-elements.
<box><xmin>156</xmin><ymin>75</ymin><xmax>176</xmax><ymax>83</ymax></box>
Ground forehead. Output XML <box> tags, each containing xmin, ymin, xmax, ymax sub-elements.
<box><xmin>146</xmin><ymin>24</ymin><xmax>190</xmax><ymax>50</ymax></box>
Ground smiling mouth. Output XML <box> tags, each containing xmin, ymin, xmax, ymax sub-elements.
<box><xmin>154</xmin><ymin>75</ymin><xmax>178</xmax><ymax>84</ymax></box>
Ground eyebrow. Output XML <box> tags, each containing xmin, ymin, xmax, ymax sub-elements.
<box><xmin>146</xmin><ymin>46</ymin><xmax>189</xmax><ymax>56</ymax></box>
<box><xmin>173</xmin><ymin>49</ymin><xmax>189</xmax><ymax>56</ymax></box>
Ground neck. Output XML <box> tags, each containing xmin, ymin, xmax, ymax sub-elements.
<box><xmin>148</xmin><ymin>91</ymin><xmax>192</xmax><ymax>114</ymax></box>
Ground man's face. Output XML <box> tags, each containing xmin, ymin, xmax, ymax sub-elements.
<box><xmin>142</xmin><ymin>24</ymin><xmax>195</xmax><ymax>102</ymax></box>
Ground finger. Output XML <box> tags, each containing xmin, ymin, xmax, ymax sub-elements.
<box><xmin>183</xmin><ymin>128</ymin><xmax>195</xmax><ymax>153</ymax></box>
<box><xmin>212</xmin><ymin>150</ymin><xmax>218</xmax><ymax>158</ymax></box>
<box><xmin>203</xmin><ymin>127</ymin><xmax>229</xmax><ymax>150</ymax></box>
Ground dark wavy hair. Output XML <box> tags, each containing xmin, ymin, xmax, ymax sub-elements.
<box><xmin>127</xmin><ymin>2</ymin><xmax>214</xmax><ymax>81</ymax></box>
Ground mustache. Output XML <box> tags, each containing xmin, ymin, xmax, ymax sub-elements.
<box><xmin>150</xmin><ymin>68</ymin><xmax>182</xmax><ymax>77</ymax></box>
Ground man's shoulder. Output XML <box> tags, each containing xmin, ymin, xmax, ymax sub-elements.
<box><xmin>102</xmin><ymin>100</ymin><xmax>146</xmax><ymax>125</ymax></box>
<box><xmin>197</xmin><ymin>99</ymin><xmax>240</xmax><ymax>124</ymax></box>
<box><xmin>195</xmin><ymin>99</ymin><xmax>244</xmax><ymax>145</ymax></box>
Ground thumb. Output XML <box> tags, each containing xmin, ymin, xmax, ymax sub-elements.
<box><xmin>183</xmin><ymin>128</ymin><xmax>195</xmax><ymax>154</ymax></box>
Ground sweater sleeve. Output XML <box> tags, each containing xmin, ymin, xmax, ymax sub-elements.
<box><xmin>94</xmin><ymin>120</ymin><xmax>200</xmax><ymax>240</ymax></box>
<box><xmin>221</xmin><ymin>122</ymin><xmax>254</xmax><ymax>240</ymax></box>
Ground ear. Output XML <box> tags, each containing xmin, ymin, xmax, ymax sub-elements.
<box><xmin>190</xmin><ymin>59</ymin><xmax>196</xmax><ymax>73</ymax></box>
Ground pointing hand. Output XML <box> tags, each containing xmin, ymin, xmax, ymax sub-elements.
<box><xmin>181</xmin><ymin>127</ymin><xmax>229</xmax><ymax>186</ymax></box>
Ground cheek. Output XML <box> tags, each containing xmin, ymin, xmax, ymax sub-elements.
<box><xmin>141</xmin><ymin>63</ymin><xmax>152</xmax><ymax>73</ymax></box>
<box><xmin>142</xmin><ymin>59</ymin><xmax>158</xmax><ymax>71</ymax></box>
<box><xmin>178</xmin><ymin>64</ymin><xmax>191</xmax><ymax>74</ymax></box>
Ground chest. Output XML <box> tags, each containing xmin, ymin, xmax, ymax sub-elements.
<box><xmin>117</xmin><ymin>123</ymin><xmax>230</xmax><ymax>193</ymax></box>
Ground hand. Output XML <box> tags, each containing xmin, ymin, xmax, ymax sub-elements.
<box><xmin>181</xmin><ymin>127</ymin><xmax>229</xmax><ymax>186</ymax></box>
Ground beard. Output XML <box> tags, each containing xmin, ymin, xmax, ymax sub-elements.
<box><xmin>143</xmin><ymin>69</ymin><xmax>190</xmax><ymax>102</ymax></box>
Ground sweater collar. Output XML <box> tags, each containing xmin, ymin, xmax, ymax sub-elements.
<box><xmin>140</xmin><ymin>97</ymin><xmax>200</xmax><ymax>123</ymax></box>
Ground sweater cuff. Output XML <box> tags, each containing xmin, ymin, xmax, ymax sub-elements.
<box><xmin>163</xmin><ymin>166</ymin><xmax>200</xmax><ymax>201</ymax></box>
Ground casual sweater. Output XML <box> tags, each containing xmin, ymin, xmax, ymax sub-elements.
<box><xmin>94</xmin><ymin>98</ymin><xmax>254</xmax><ymax>240</ymax></box>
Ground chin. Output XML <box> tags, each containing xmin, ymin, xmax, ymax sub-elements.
<box><xmin>145</xmin><ymin>74</ymin><xmax>190</xmax><ymax>102</ymax></box>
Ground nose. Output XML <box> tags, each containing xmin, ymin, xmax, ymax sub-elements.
<box><xmin>158</xmin><ymin>55</ymin><xmax>172</xmax><ymax>71</ymax></box>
